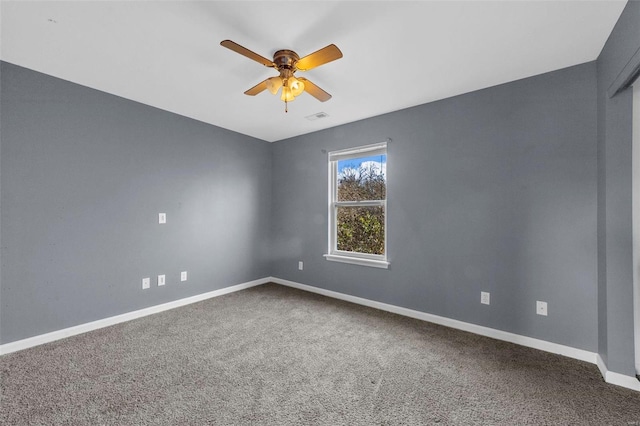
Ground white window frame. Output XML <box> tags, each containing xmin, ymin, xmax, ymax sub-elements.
<box><xmin>324</xmin><ymin>141</ymin><xmax>389</xmax><ymax>269</ymax></box>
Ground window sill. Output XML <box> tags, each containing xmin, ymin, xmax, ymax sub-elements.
<box><xmin>323</xmin><ymin>254</ymin><xmax>390</xmax><ymax>269</ymax></box>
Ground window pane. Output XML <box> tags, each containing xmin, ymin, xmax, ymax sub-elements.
<box><xmin>337</xmin><ymin>154</ymin><xmax>386</xmax><ymax>201</ymax></box>
<box><xmin>336</xmin><ymin>206</ymin><xmax>385</xmax><ymax>255</ymax></box>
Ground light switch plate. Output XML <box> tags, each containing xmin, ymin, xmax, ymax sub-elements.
<box><xmin>158</xmin><ymin>213</ymin><xmax>166</xmax><ymax>224</ymax></box>
<box><xmin>180</xmin><ymin>271</ymin><xmax>187</xmax><ymax>282</ymax></box>
<box><xmin>142</xmin><ymin>277</ymin><xmax>150</xmax><ymax>290</ymax></box>
<box><xmin>158</xmin><ymin>274</ymin><xmax>166</xmax><ymax>286</ymax></box>
<box><xmin>298</xmin><ymin>261</ymin><xmax>303</xmax><ymax>271</ymax></box>
<box><xmin>481</xmin><ymin>291</ymin><xmax>490</xmax><ymax>305</ymax></box>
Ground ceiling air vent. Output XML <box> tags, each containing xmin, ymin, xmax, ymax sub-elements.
<box><xmin>305</xmin><ymin>112</ymin><xmax>329</xmax><ymax>121</ymax></box>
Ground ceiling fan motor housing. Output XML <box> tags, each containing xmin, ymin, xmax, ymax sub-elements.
<box><xmin>273</xmin><ymin>50</ymin><xmax>300</xmax><ymax>70</ymax></box>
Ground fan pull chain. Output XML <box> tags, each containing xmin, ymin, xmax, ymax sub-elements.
<box><xmin>285</xmin><ymin>100</ymin><xmax>288</xmax><ymax>113</ymax></box>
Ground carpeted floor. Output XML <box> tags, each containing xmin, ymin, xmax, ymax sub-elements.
<box><xmin>1</xmin><ymin>283</ymin><xmax>639</xmax><ymax>425</ymax></box>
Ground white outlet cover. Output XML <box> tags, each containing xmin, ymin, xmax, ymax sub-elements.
<box><xmin>481</xmin><ymin>291</ymin><xmax>490</xmax><ymax>305</ymax></box>
<box><xmin>180</xmin><ymin>271</ymin><xmax>187</xmax><ymax>282</ymax></box>
<box><xmin>142</xmin><ymin>277</ymin><xmax>150</xmax><ymax>289</ymax></box>
<box><xmin>536</xmin><ymin>301</ymin><xmax>548</xmax><ymax>316</ymax></box>
<box><xmin>158</xmin><ymin>213</ymin><xmax>166</xmax><ymax>224</ymax></box>
<box><xmin>158</xmin><ymin>274</ymin><xmax>166</xmax><ymax>286</ymax></box>
<box><xmin>298</xmin><ymin>261</ymin><xmax>303</xmax><ymax>271</ymax></box>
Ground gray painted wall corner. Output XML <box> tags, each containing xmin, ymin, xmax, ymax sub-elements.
<box><xmin>271</xmin><ymin>61</ymin><xmax>599</xmax><ymax>353</ymax></box>
<box><xmin>596</xmin><ymin>0</ymin><xmax>640</xmax><ymax>376</ymax></box>
<box><xmin>0</xmin><ymin>61</ymin><xmax>272</xmax><ymax>343</ymax></box>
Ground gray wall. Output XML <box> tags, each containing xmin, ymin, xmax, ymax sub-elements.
<box><xmin>3</xmin><ymin>9</ymin><xmax>637</xmax><ymax>368</ymax></box>
<box><xmin>272</xmin><ymin>63</ymin><xmax>599</xmax><ymax>352</ymax></box>
<box><xmin>0</xmin><ymin>62</ymin><xmax>272</xmax><ymax>344</ymax></box>
<box><xmin>596</xmin><ymin>1</ymin><xmax>640</xmax><ymax>376</ymax></box>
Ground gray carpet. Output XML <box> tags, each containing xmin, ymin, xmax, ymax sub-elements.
<box><xmin>1</xmin><ymin>283</ymin><xmax>639</xmax><ymax>425</ymax></box>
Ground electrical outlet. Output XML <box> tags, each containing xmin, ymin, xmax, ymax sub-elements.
<box><xmin>142</xmin><ymin>277</ymin><xmax>150</xmax><ymax>290</ymax></box>
<box><xmin>298</xmin><ymin>261</ymin><xmax>304</xmax><ymax>271</ymax></box>
<box><xmin>481</xmin><ymin>291</ymin><xmax>490</xmax><ymax>305</ymax></box>
<box><xmin>158</xmin><ymin>213</ymin><xmax>166</xmax><ymax>224</ymax></box>
<box><xmin>536</xmin><ymin>301</ymin><xmax>548</xmax><ymax>316</ymax></box>
<box><xmin>158</xmin><ymin>274</ymin><xmax>166</xmax><ymax>286</ymax></box>
<box><xmin>180</xmin><ymin>271</ymin><xmax>187</xmax><ymax>282</ymax></box>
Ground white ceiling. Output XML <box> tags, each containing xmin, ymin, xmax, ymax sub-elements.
<box><xmin>1</xmin><ymin>1</ymin><xmax>627</xmax><ymax>142</ymax></box>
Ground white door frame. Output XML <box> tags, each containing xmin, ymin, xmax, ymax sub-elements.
<box><xmin>633</xmin><ymin>82</ymin><xmax>640</xmax><ymax>376</ymax></box>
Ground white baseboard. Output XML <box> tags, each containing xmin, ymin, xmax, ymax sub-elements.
<box><xmin>597</xmin><ymin>354</ymin><xmax>640</xmax><ymax>391</ymax></box>
<box><xmin>0</xmin><ymin>277</ymin><xmax>270</xmax><ymax>356</ymax></box>
<box><xmin>271</xmin><ymin>276</ymin><xmax>636</xmax><ymax>392</ymax></box>
<box><xmin>271</xmin><ymin>277</ymin><xmax>597</xmax><ymax>363</ymax></box>
<box><xmin>3</xmin><ymin>275</ymin><xmax>638</xmax><ymax>392</ymax></box>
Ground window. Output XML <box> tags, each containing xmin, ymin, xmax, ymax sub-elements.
<box><xmin>324</xmin><ymin>142</ymin><xmax>389</xmax><ymax>268</ymax></box>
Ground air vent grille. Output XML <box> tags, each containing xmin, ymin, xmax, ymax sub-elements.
<box><xmin>305</xmin><ymin>112</ymin><xmax>329</xmax><ymax>121</ymax></box>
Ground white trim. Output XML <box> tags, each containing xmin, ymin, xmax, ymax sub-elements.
<box><xmin>323</xmin><ymin>253</ymin><xmax>390</xmax><ymax>269</ymax></box>
<box><xmin>596</xmin><ymin>353</ymin><xmax>608</xmax><ymax>379</ymax></box>
<box><xmin>335</xmin><ymin>200</ymin><xmax>385</xmax><ymax>207</ymax></box>
<box><xmin>271</xmin><ymin>277</ymin><xmax>596</xmax><ymax>363</ymax></box>
<box><xmin>597</xmin><ymin>355</ymin><xmax>640</xmax><ymax>391</ymax></box>
<box><xmin>328</xmin><ymin>141</ymin><xmax>388</xmax><ymax>162</ymax></box>
<box><xmin>4</xmin><ymin>274</ymin><xmax>638</xmax><ymax>392</ymax></box>
<box><xmin>633</xmin><ymin>82</ymin><xmax>640</xmax><ymax>376</ymax></box>
<box><xmin>272</xmin><ymin>277</ymin><xmax>640</xmax><ymax>391</ymax></box>
<box><xmin>0</xmin><ymin>277</ymin><xmax>270</xmax><ymax>356</ymax></box>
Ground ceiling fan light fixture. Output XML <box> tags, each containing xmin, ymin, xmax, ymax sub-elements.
<box><xmin>288</xmin><ymin>76</ymin><xmax>305</xmax><ymax>97</ymax></box>
<box><xmin>281</xmin><ymin>86</ymin><xmax>295</xmax><ymax>102</ymax></box>
<box><xmin>266</xmin><ymin>76</ymin><xmax>283</xmax><ymax>95</ymax></box>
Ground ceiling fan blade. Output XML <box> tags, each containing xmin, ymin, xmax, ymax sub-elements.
<box><xmin>244</xmin><ymin>80</ymin><xmax>268</xmax><ymax>96</ymax></box>
<box><xmin>220</xmin><ymin>40</ymin><xmax>275</xmax><ymax>68</ymax></box>
<box><xmin>298</xmin><ymin>78</ymin><xmax>332</xmax><ymax>102</ymax></box>
<box><xmin>296</xmin><ymin>44</ymin><xmax>343</xmax><ymax>71</ymax></box>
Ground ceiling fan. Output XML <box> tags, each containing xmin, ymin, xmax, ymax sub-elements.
<box><xmin>220</xmin><ymin>40</ymin><xmax>343</xmax><ymax>112</ymax></box>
